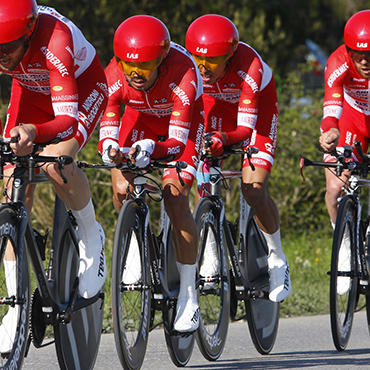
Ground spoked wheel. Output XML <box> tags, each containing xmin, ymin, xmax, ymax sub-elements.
<box><xmin>54</xmin><ymin>227</ymin><xmax>104</xmax><ymax>370</ymax></box>
<box><xmin>330</xmin><ymin>196</ymin><xmax>358</xmax><ymax>351</ymax></box>
<box><xmin>193</xmin><ymin>197</ymin><xmax>230</xmax><ymax>361</ymax></box>
<box><xmin>161</xmin><ymin>215</ymin><xmax>195</xmax><ymax>367</ymax></box>
<box><xmin>112</xmin><ymin>200</ymin><xmax>151</xmax><ymax>370</ymax></box>
<box><xmin>240</xmin><ymin>210</ymin><xmax>279</xmax><ymax>355</ymax></box>
<box><xmin>0</xmin><ymin>207</ymin><xmax>30</xmax><ymax>370</ymax></box>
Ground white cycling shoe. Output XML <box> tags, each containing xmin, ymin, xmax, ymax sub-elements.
<box><xmin>199</xmin><ymin>230</ymin><xmax>219</xmax><ymax>290</ymax></box>
<box><xmin>122</xmin><ymin>234</ymin><xmax>142</xmax><ymax>285</ymax></box>
<box><xmin>173</xmin><ymin>297</ymin><xmax>200</xmax><ymax>333</ymax></box>
<box><xmin>268</xmin><ymin>253</ymin><xmax>291</xmax><ymax>302</ymax></box>
<box><xmin>0</xmin><ymin>306</ymin><xmax>19</xmax><ymax>354</ymax></box>
<box><xmin>78</xmin><ymin>222</ymin><xmax>107</xmax><ymax>298</ymax></box>
<box><xmin>337</xmin><ymin>231</ymin><xmax>351</xmax><ymax>295</ymax></box>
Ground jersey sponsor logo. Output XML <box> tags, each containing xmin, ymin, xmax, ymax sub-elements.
<box><xmin>52</xmin><ymin>94</ymin><xmax>78</xmax><ymax>102</ymax></box>
<box><xmin>327</xmin><ymin>62</ymin><xmax>348</xmax><ymax>88</ymax></box>
<box><xmin>172</xmin><ymin>111</ymin><xmax>180</xmax><ymax>116</ymax></box>
<box><xmin>237</xmin><ymin>71</ymin><xmax>259</xmax><ymax>93</ymax></box>
<box><xmin>126</xmin><ymin>53</ymin><xmax>139</xmax><ymax>59</ymax></box>
<box><xmin>53</xmin><ymin>86</ymin><xmax>63</xmax><ymax>92</ymax></box>
<box><xmin>75</xmin><ymin>47</ymin><xmax>87</xmax><ymax>62</ymax></box>
<box><xmin>169</xmin><ymin>126</ymin><xmax>189</xmax><ymax>145</ymax></box>
<box><xmin>242</xmin><ymin>99</ymin><xmax>251</xmax><ymax>104</ymax></box>
<box><xmin>167</xmin><ymin>145</ymin><xmax>181</xmax><ymax>155</ymax></box>
<box><xmin>40</xmin><ymin>47</ymin><xmax>69</xmax><ymax>77</ymax></box>
<box><xmin>169</xmin><ymin>83</ymin><xmax>190</xmax><ymax>106</ymax></box>
<box><xmin>128</xmin><ymin>99</ymin><xmax>144</xmax><ymax>104</ymax></box>
<box><xmin>196</xmin><ymin>47</ymin><xmax>207</xmax><ymax>54</ymax></box>
<box><xmin>56</xmin><ymin>125</ymin><xmax>74</xmax><ymax>139</ymax></box>
<box><xmin>357</xmin><ymin>42</ymin><xmax>368</xmax><ymax>48</ymax></box>
<box><xmin>109</xmin><ymin>80</ymin><xmax>123</xmax><ymax>96</ymax></box>
<box><xmin>106</xmin><ymin>112</ymin><xmax>116</xmax><ymax>117</ymax></box>
<box><xmin>332</xmin><ymin>93</ymin><xmax>341</xmax><ymax>98</ymax></box>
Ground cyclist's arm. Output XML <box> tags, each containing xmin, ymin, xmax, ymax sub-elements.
<box><xmin>34</xmin><ymin>30</ymin><xmax>80</xmax><ymax>143</ymax></box>
<box><xmin>98</xmin><ymin>59</ymin><xmax>122</xmax><ymax>154</ymax></box>
<box><xmin>151</xmin><ymin>66</ymin><xmax>200</xmax><ymax>160</ymax></box>
<box><xmin>226</xmin><ymin>56</ymin><xmax>263</xmax><ymax>147</ymax></box>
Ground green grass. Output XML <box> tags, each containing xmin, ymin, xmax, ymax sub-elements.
<box><xmin>280</xmin><ymin>230</ymin><xmax>333</xmax><ymax>318</ymax></box>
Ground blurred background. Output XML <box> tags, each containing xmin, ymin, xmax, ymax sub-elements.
<box><xmin>2</xmin><ymin>0</ymin><xmax>368</xmax><ymax>327</ymax></box>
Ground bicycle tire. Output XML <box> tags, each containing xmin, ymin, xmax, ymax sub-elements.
<box><xmin>54</xmin><ymin>200</ymin><xmax>104</xmax><ymax>370</ymax></box>
<box><xmin>330</xmin><ymin>195</ymin><xmax>358</xmax><ymax>351</ymax></box>
<box><xmin>0</xmin><ymin>206</ymin><xmax>30</xmax><ymax>370</ymax></box>
<box><xmin>240</xmin><ymin>207</ymin><xmax>279</xmax><ymax>355</ymax></box>
<box><xmin>193</xmin><ymin>197</ymin><xmax>230</xmax><ymax>361</ymax></box>
<box><xmin>112</xmin><ymin>200</ymin><xmax>151</xmax><ymax>370</ymax></box>
<box><xmin>161</xmin><ymin>210</ymin><xmax>195</xmax><ymax>367</ymax></box>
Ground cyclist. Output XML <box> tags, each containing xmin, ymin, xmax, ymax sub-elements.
<box><xmin>318</xmin><ymin>10</ymin><xmax>370</xmax><ymax>294</ymax></box>
<box><xmin>99</xmin><ymin>15</ymin><xmax>204</xmax><ymax>333</ymax></box>
<box><xmin>186</xmin><ymin>14</ymin><xmax>291</xmax><ymax>302</ymax></box>
<box><xmin>319</xmin><ymin>10</ymin><xmax>370</xmax><ymax>223</ymax></box>
<box><xmin>0</xmin><ymin>1</ymin><xmax>108</xmax><ymax>355</ymax></box>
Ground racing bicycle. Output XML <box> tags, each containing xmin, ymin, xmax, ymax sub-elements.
<box><xmin>194</xmin><ymin>144</ymin><xmax>280</xmax><ymax>360</ymax></box>
<box><xmin>0</xmin><ymin>138</ymin><xmax>105</xmax><ymax>370</ymax></box>
<box><xmin>301</xmin><ymin>141</ymin><xmax>370</xmax><ymax>351</ymax></box>
<box><xmin>78</xmin><ymin>156</ymin><xmax>196</xmax><ymax>370</ymax></box>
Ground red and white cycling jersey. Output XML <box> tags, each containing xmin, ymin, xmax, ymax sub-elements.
<box><xmin>201</xmin><ymin>42</ymin><xmax>278</xmax><ymax>172</ymax></box>
<box><xmin>321</xmin><ymin>44</ymin><xmax>370</xmax><ymax>161</ymax></box>
<box><xmin>3</xmin><ymin>6</ymin><xmax>107</xmax><ymax>147</ymax></box>
<box><xmin>100</xmin><ymin>42</ymin><xmax>204</xmax><ymax>186</ymax></box>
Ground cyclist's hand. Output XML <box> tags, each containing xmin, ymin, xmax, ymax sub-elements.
<box><xmin>129</xmin><ymin>139</ymin><xmax>155</xmax><ymax>168</ymax></box>
<box><xmin>319</xmin><ymin>128</ymin><xmax>340</xmax><ymax>152</ymax></box>
<box><xmin>102</xmin><ymin>139</ymin><xmax>120</xmax><ymax>166</ymax></box>
<box><xmin>9</xmin><ymin>124</ymin><xmax>37</xmax><ymax>156</ymax></box>
<box><xmin>205</xmin><ymin>132</ymin><xmax>226</xmax><ymax>156</ymax></box>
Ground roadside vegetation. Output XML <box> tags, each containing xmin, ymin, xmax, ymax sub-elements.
<box><xmin>1</xmin><ymin>0</ymin><xmax>368</xmax><ymax>331</ymax></box>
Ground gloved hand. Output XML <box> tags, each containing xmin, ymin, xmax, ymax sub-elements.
<box><xmin>206</xmin><ymin>132</ymin><xmax>225</xmax><ymax>156</ymax></box>
<box><xmin>131</xmin><ymin>139</ymin><xmax>155</xmax><ymax>168</ymax></box>
<box><xmin>101</xmin><ymin>139</ymin><xmax>120</xmax><ymax>165</ymax></box>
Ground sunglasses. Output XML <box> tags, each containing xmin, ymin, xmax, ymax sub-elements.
<box><xmin>0</xmin><ymin>35</ymin><xmax>26</xmax><ymax>57</ymax></box>
<box><xmin>191</xmin><ymin>53</ymin><xmax>231</xmax><ymax>72</ymax></box>
<box><xmin>115</xmin><ymin>55</ymin><xmax>164</xmax><ymax>79</ymax></box>
<box><xmin>349</xmin><ymin>49</ymin><xmax>370</xmax><ymax>63</ymax></box>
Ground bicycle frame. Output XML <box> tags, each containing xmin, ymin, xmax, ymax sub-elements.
<box><xmin>5</xmin><ymin>165</ymin><xmax>101</xmax><ymax>324</ymax></box>
<box><xmin>205</xmin><ymin>157</ymin><xmax>270</xmax><ymax>299</ymax></box>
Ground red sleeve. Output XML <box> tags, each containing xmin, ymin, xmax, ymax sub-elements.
<box><xmin>34</xmin><ymin>27</ymin><xmax>79</xmax><ymax>143</ymax></box>
<box><xmin>320</xmin><ymin>46</ymin><xmax>349</xmax><ymax>133</ymax></box>
<box><xmin>98</xmin><ymin>59</ymin><xmax>122</xmax><ymax>153</ymax></box>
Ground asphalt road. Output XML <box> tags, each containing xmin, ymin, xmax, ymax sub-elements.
<box><xmin>23</xmin><ymin>311</ymin><xmax>370</xmax><ymax>369</ymax></box>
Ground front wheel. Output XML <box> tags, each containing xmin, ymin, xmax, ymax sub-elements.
<box><xmin>0</xmin><ymin>206</ymin><xmax>30</xmax><ymax>370</ymax></box>
<box><xmin>112</xmin><ymin>200</ymin><xmax>151</xmax><ymax>370</ymax></box>
<box><xmin>194</xmin><ymin>197</ymin><xmax>230</xmax><ymax>361</ymax></box>
<box><xmin>330</xmin><ymin>196</ymin><xmax>358</xmax><ymax>351</ymax></box>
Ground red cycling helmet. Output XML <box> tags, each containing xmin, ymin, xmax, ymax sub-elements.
<box><xmin>114</xmin><ymin>15</ymin><xmax>171</xmax><ymax>62</ymax></box>
<box><xmin>344</xmin><ymin>10</ymin><xmax>370</xmax><ymax>51</ymax></box>
<box><xmin>185</xmin><ymin>14</ymin><xmax>239</xmax><ymax>57</ymax></box>
<box><xmin>0</xmin><ymin>1</ymin><xmax>38</xmax><ymax>44</ymax></box>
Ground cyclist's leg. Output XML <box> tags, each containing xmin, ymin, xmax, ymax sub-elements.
<box><xmin>241</xmin><ymin>87</ymin><xmax>290</xmax><ymax>302</ymax></box>
<box><xmin>163</xmin><ymin>177</ymin><xmax>199</xmax><ymax>332</ymax></box>
<box><xmin>39</xmin><ymin>66</ymin><xmax>108</xmax><ymax>299</ymax></box>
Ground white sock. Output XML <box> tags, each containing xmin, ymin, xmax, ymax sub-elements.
<box><xmin>262</xmin><ymin>228</ymin><xmax>285</xmax><ymax>267</ymax></box>
<box><xmin>176</xmin><ymin>262</ymin><xmax>197</xmax><ymax>301</ymax></box>
<box><xmin>71</xmin><ymin>199</ymin><xmax>98</xmax><ymax>246</ymax></box>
